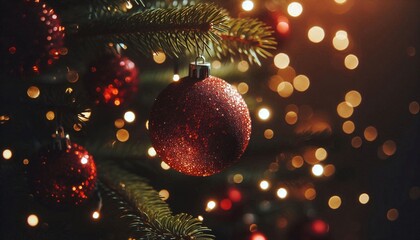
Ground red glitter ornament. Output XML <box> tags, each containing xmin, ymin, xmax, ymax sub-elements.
<box><xmin>149</xmin><ymin>58</ymin><xmax>251</xmax><ymax>176</ymax></box>
<box><xmin>1</xmin><ymin>0</ymin><xmax>65</xmax><ymax>75</ymax></box>
<box><xmin>86</xmin><ymin>55</ymin><xmax>139</xmax><ymax>106</ymax></box>
<box><xmin>29</xmin><ymin>129</ymin><xmax>97</xmax><ymax>206</ymax></box>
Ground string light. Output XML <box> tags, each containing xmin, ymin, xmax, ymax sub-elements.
<box><xmin>206</xmin><ymin>200</ymin><xmax>217</xmax><ymax>212</ymax></box>
<box><xmin>124</xmin><ymin>111</ymin><xmax>136</xmax><ymax>123</ymax></box>
<box><xmin>276</xmin><ymin>188</ymin><xmax>288</xmax><ymax>199</ymax></box>
<box><xmin>161</xmin><ymin>161</ymin><xmax>170</xmax><ymax>170</ymax></box>
<box><xmin>147</xmin><ymin>147</ymin><xmax>157</xmax><ymax>157</ymax></box>
<box><xmin>257</xmin><ymin>108</ymin><xmax>271</xmax><ymax>121</ymax></box>
<box><xmin>153</xmin><ymin>51</ymin><xmax>166</xmax><ymax>64</ymax></box>
<box><xmin>359</xmin><ymin>193</ymin><xmax>370</xmax><ymax>204</ymax></box>
<box><xmin>159</xmin><ymin>189</ymin><xmax>170</xmax><ymax>200</ymax></box>
<box><xmin>116</xmin><ymin>129</ymin><xmax>130</xmax><ymax>142</ymax></box>
<box><xmin>197</xmin><ymin>215</ymin><xmax>204</xmax><ymax>221</ymax></box>
<box><xmin>344</xmin><ymin>54</ymin><xmax>359</xmax><ymax>70</ymax></box>
<box><xmin>242</xmin><ymin>0</ymin><xmax>254</xmax><ymax>11</ymax></box>
<box><xmin>259</xmin><ymin>180</ymin><xmax>270</xmax><ymax>190</ymax></box>
<box><xmin>92</xmin><ymin>211</ymin><xmax>100</xmax><ymax>220</ymax></box>
<box><xmin>173</xmin><ymin>74</ymin><xmax>180</xmax><ymax>82</ymax></box>
<box><xmin>312</xmin><ymin>164</ymin><xmax>324</xmax><ymax>177</ymax></box>
<box><xmin>2</xmin><ymin>149</ymin><xmax>12</xmax><ymax>160</ymax></box>
<box><xmin>308</xmin><ymin>26</ymin><xmax>325</xmax><ymax>43</ymax></box>
<box><xmin>27</xmin><ymin>86</ymin><xmax>40</xmax><ymax>99</ymax></box>
<box><xmin>274</xmin><ymin>53</ymin><xmax>290</xmax><ymax>69</ymax></box>
<box><xmin>328</xmin><ymin>195</ymin><xmax>342</xmax><ymax>209</ymax></box>
<box><xmin>315</xmin><ymin>147</ymin><xmax>328</xmax><ymax>161</ymax></box>
<box><xmin>27</xmin><ymin>214</ymin><xmax>39</xmax><ymax>227</ymax></box>
<box><xmin>287</xmin><ymin>2</ymin><xmax>303</xmax><ymax>17</ymax></box>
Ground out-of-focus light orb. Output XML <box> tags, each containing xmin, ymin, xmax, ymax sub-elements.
<box><xmin>268</xmin><ymin>75</ymin><xmax>283</xmax><ymax>92</ymax></box>
<box><xmin>328</xmin><ymin>196</ymin><xmax>342</xmax><ymax>209</ymax></box>
<box><xmin>23</xmin><ymin>159</ymin><xmax>30</xmax><ymax>165</ymax></box>
<box><xmin>27</xmin><ymin>86</ymin><xmax>40</xmax><ymax>99</ymax></box>
<box><xmin>293</xmin><ymin>74</ymin><xmax>310</xmax><ymax>92</ymax></box>
<box><xmin>277</xmin><ymin>188</ymin><xmax>288</xmax><ymax>199</ymax></box>
<box><xmin>173</xmin><ymin>74</ymin><xmax>180</xmax><ymax>82</ymax></box>
<box><xmin>251</xmin><ymin>232</ymin><xmax>267</xmax><ymax>240</ymax></box>
<box><xmin>277</xmin><ymin>81</ymin><xmax>294</xmax><ymax>98</ymax></box>
<box><xmin>237</xmin><ymin>82</ymin><xmax>249</xmax><ymax>95</ymax></box>
<box><xmin>220</xmin><ymin>198</ymin><xmax>232</xmax><ymax>210</ymax></box>
<box><xmin>73</xmin><ymin>123</ymin><xmax>82</xmax><ymax>131</ymax></box>
<box><xmin>116</xmin><ymin>129</ymin><xmax>130</xmax><ymax>142</ymax></box>
<box><xmin>259</xmin><ymin>180</ymin><xmax>270</xmax><ymax>190</ymax></box>
<box><xmin>308</xmin><ymin>26</ymin><xmax>325</xmax><ymax>43</ymax></box>
<box><xmin>382</xmin><ymin>140</ymin><xmax>397</xmax><ymax>156</ymax></box>
<box><xmin>276</xmin><ymin>20</ymin><xmax>290</xmax><ymax>35</ymax></box>
<box><xmin>27</xmin><ymin>214</ymin><xmax>39</xmax><ymax>227</ymax></box>
<box><xmin>197</xmin><ymin>215</ymin><xmax>204</xmax><ymax>221</ymax></box>
<box><xmin>344</xmin><ymin>54</ymin><xmax>359</xmax><ymax>70</ymax></box>
<box><xmin>238</xmin><ymin>60</ymin><xmax>250</xmax><ymax>72</ymax></box>
<box><xmin>332</xmin><ymin>34</ymin><xmax>349</xmax><ymax>51</ymax></box>
<box><xmin>287</xmin><ymin>2</ymin><xmax>303</xmax><ymax>17</ymax></box>
<box><xmin>145</xmin><ymin>120</ymin><xmax>149</xmax><ymax>130</ymax></box>
<box><xmin>153</xmin><ymin>51</ymin><xmax>166</xmax><ymax>64</ymax></box>
<box><xmin>229</xmin><ymin>188</ymin><xmax>242</xmax><ymax>202</ymax></box>
<box><xmin>409</xmin><ymin>186</ymin><xmax>420</xmax><ymax>200</ymax></box>
<box><xmin>264</xmin><ymin>129</ymin><xmax>274</xmax><ymax>139</ymax></box>
<box><xmin>323</xmin><ymin>164</ymin><xmax>335</xmax><ymax>177</ymax></box>
<box><xmin>342</xmin><ymin>120</ymin><xmax>355</xmax><ymax>134</ymax></box>
<box><xmin>364</xmin><ymin>126</ymin><xmax>378</xmax><ymax>142</ymax></box>
<box><xmin>124</xmin><ymin>111</ymin><xmax>136</xmax><ymax>123</ymax></box>
<box><xmin>337</xmin><ymin>101</ymin><xmax>354</xmax><ymax>118</ymax></box>
<box><xmin>242</xmin><ymin>0</ymin><xmax>254</xmax><ymax>11</ymax></box>
<box><xmin>285</xmin><ymin>111</ymin><xmax>298</xmax><ymax>125</ymax></box>
<box><xmin>45</xmin><ymin>111</ymin><xmax>55</xmax><ymax>120</ymax></box>
<box><xmin>147</xmin><ymin>147</ymin><xmax>157</xmax><ymax>157</ymax></box>
<box><xmin>274</xmin><ymin>53</ymin><xmax>290</xmax><ymax>69</ymax></box>
<box><xmin>409</xmin><ymin>101</ymin><xmax>419</xmax><ymax>114</ymax></box>
<box><xmin>114</xmin><ymin>118</ymin><xmax>125</xmax><ymax>128</ymax></box>
<box><xmin>351</xmin><ymin>136</ymin><xmax>363</xmax><ymax>148</ymax></box>
<box><xmin>291</xmin><ymin>155</ymin><xmax>304</xmax><ymax>168</ymax></box>
<box><xmin>278</xmin><ymin>66</ymin><xmax>296</xmax><ymax>82</ymax></box>
<box><xmin>159</xmin><ymin>189</ymin><xmax>170</xmax><ymax>200</ymax></box>
<box><xmin>258</xmin><ymin>108</ymin><xmax>271</xmax><ymax>121</ymax></box>
<box><xmin>387</xmin><ymin>208</ymin><xmax>399</xmax><ymax>221</ymax></box>
<box><xmin>345</xmin><ymin>90</ymin><xmax>362</xmax><ymax>107</ymax></box>
<box><xmin>315</xmin><ymin>148</ymin><xmax>328</xmax><ymax>161</ymax></box>
<box><xmin>359</xmin><ymin>193</ymin><xmax>370</xmax><ymax>204</ymax></box>
<box><xmin>233</xmin><ymin>174</ymin><xmax>244</xmax><ymax>184</ymax></box>
<box><xmin>335</xmin><ymin>0</ymin><xmax>347</xmax><ymax>4</ymax></box>
<box><xmin>206</xmin><ymin>200</ymin><xmax>217</xmax><ymax>211</ymax></box>
<box><xmin>312</xmin><ymin>164</ymin><xmax>324</xmax><ymax>177</ymax></box>
<box><xmin>249</xmin><ymin>223</ymin><xmax>258</xmax><ymax>232</ymax></box>
<box><xmin>161</xmin><ymin>161</ymin><xmax>170</xmax><ymax>170</ymax></box>
<box><xmin>92</xmin><ymin>211</ymin><xmax>100</xmax><ymax>219</ymax></box>
<box><xmin>2</xmin><ymin>149</ymin><xmax>12</xmax><ymax>160</ymax></box>
<box><xmin>305</xmin><ymin>188</ymin><xmax>316</xmax><ymax>200</ymax></box>
<box><xmin>212</xmin><ymin>60</ymin><xmax>222</xmax><ymax>69</ymax></box>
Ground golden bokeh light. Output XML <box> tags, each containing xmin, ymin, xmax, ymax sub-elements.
<box><xmin>291</xmin><ymin>155</ymin><xmax>304</xmax><ymax>168</ymax></box>
<box><xmin>145</xmin><ymin>120</ymin><xmax>149</xmax><ymax>130</ymax></box>
<box><xmin>198</xmin><ymin>215</ymin><xmax>204</xmax><ymax>221</ymax></box>
<box><xmin>274</xmin><ymin>53</ymin><xmax>290</xmax><ymax>69</ymax></box>
<box><xmin>238</xmin><ymin>60</ymin><xmax>250</xmax><ymax>72</ymax></box>
<box><xmin>382</xmin><ymin>140</ymin><xmax>397</xmax><ymax>156</ymax></box>
<box><xmin>304</xmin><ymin>188</ymin><xmax>316</xmax><ymax>200</ymax></box>
<box><xmin>46</xmin><ymin>111</ymin><xmax>55</xmax><ymax>121</ymax></box>
<box><xmin>308</xmin><ymin>26</ymin><xmax>325</xmax><ymax>43</ymax></box>
<box><xmin>323</xmin><ymin>164</ymin><xmax>335</xmax><ymax>177</ymax></box>
<box><xmin>148</xmin><ymin>147</ymin><xmax>157</xmax><ymax>157</ymax></box>
<box><xmin>287</xmin><ymin>2</ymin><xmax>303</xmax><ymax>17</ymax></box>
<box><xmin>344</xmin><ymin>54</ymin><xmax>359</xmax><ymax>70</ymax></box>
<box><xmin>92</xmin><ymin>211</ymin><xmax>100</xmax><ymax>220</ymax></box>
<box><xmin>351</xmin><ymin>136</ymin><xmax>363</xmax><ymax>148</ymax></box>
<box><xmin>364</xmin><ymin>126</ymin><xmax>378</xmax><ymax>142</ymax></box>
<box><xmin>206</xmin><ymin>200</ymin><xmax>217</xmax><ymax>211</ymax></box>
<box><xmin>237</xmin><ymin>82</ymin><xmax>249</xmax><ymax>95</ymax></box>
<box><xmin>268</xmin><ymin>75</ymin><xmax>284</xmax><ymax>92</ymax></box>
<box><xmin>27</xmin><ymin>214</ymin><xmax>39</xmax><ymax>227</ymax></box>
<box><xmin>124</xmin><ymin>111</ymin><xmax>136</xmax><ymax>123</ymax></box>
<box><xmin>334</xmin><ymin>0</ymin><xmax>347</xmax><ymax>4</ymax></box>
<box><xmin>312</xmin><ymin>164</ymin><xmax>324</xmax><ymax>177</ymax></box>
<box><xmin>258</xmin><ymin>108</ymin><xmax>271</xmax><ymax>121</ymax></box>
<box><xmin>409</xmin><ymin>186</ymin><xmax>420</xmax><ymax>200</ymax></box>
<box><xmin>116</xmin><ymin>129</ymin><xmax>130</xmax><ymax>142</ymax></box>
<box><xmin>345</xmin><ymin>90</ymin><xmax>362</xmax><ymax>107</ymax></box>
<box><xmin>159</xmin><ymin>189</ymin><xmax>170</xmax><ymax>200</ymax></box>
<box><xmin>2</xmin><ymin>149</ymin><xmax>12</xmax><ymax>160</ymax></box>
<box><xmin>332</xmin><ymin>34</ymin><xmax>349</xmax><ymax>51</ymax></box>
<box><xmin>264</xmin><ymin>129</ymin><xmax>274</xmax><ymax>139</ymax></box>
<box><xmin>114</xmin><ymin>118</ymin><xmax>125</xmax><ymax>128</ymax></box>
<box><xmin>409</xmin><ymin>101</ymin><xmax>419</xmax><ymax>115</ymax></box>
<box><xmin>337</xmin><ymin>101</ymin><xmax>354</xmax><ymax>118</ymax></box>
<box><xmin>315</xmin><ymin>147</ymin><xmax>328</xmax><ymax>161</ymax></box>
<box><xmin>173</xmin><ymin>74</ymin><xmax>180</xmax><ymax>82</ymax></box>
<box><xmin>27</xmin><ymin>86</ymin><xmax>40</xmax><ymax>99</ymax></box>
<box><xmin>233</xmin><ymin>173</ymin><xmax>244</xmax><ymax>183</ymax></box>
<box><xmin>387</xmin><ymin>208</ymin><xmax>399</xmax><ymax>221</ymax></box>
<box><xmin>328</xmin><ymin>196</ymin><xmax>342</xmax><ymax>209</ymax></box>
<box><xmin>277</xmin><ymin>66</ymin><xmax>296</xmax><ymax>82</ymax></box>
<box><xmin>212</xmin><ymin>60</ymin><xmax>222</xmax><ymax>69</ymax></box>
<box><xmin>359</xmin><ymin>193</ymin><xmax>370</xmax><ymax>204</ymax></box>
<box><xmin>153</xmin><ymin>51</ymin><xmax>166</xmax><ymax>64</ymax></box>
<box><xmin>285</xmin><ymin>111</ymin><xmax>298</xmax><ymax>125</ymax></box>
<box><xmin>161</xmin><ymin>161</ymin><xmax>170</xmax><ymax>170</ymax></box>
<box><xmin>242</xmin><ymin>0</ymin><xmax>254</xmax><ymax>11</ymax></box>
<box><xmin>259</xmin><ymin>180</ymin><xmax>270</xmax><ymax>190</ymax></box>
<box><xmin>293</xmin><ymin>75</ymin><xmax>310</xmax><ymax>92</ymax></box>
<box><xmin>277</xmin><ymin>81</ymin><xmax>294</xmax><ymax>98</ymax></box>
<box><xmin>342</xmin><ymin>120</ymin><xmax>355</xmax><ymax>134</ymax></box>
<box><xmin>277</xmin><ymin>188</ymin><xmax>288</xmax><ymax>199</ymax></box>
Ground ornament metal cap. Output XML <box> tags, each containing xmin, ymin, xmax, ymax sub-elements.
<box><xmin>189</xmin><ymin>56</ymin><xmax>210</xmax><ymax>79</ymax></box>
<box><xmin>52</xmin><ymin>126</ymin><xmax>71</xmax><ymax>151</ymax></box>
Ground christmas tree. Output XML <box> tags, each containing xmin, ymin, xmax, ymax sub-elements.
<box><xmin>1</xmin><ymin>0</ymin><xmax>419</xmax><ymax>239</ymax></box>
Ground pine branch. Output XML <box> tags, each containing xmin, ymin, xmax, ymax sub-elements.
<box><xmin>99</xmin><ymin>163</ymin><xmax>214</xmax><ymax>240</ymax></box>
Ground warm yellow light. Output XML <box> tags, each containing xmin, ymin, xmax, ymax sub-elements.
<box><xmin>206</xmin><ymin>200</ymin><xmax>217</xmax><ymax>211</ymax></box>
<box><xmin>335</xmin><ymin>0</ymin><xmax>347</xmax><ymax>4</ymax></box>
<box><xmin>237</xmin><ymin>82</ymin><xmax>249</xmax><ymax>95</ymax></box>
<box><xmin>173</xmin><ymin>74</ymin><xmax>180</xmax><ymax>82</ymax></box>
<box><xmin>344</xmin><ymin>54</ymin><xmax>359</xmax><ymax>70</ymax></box>
<box><xmin>27</xmin><ymin>86</ymin><xmax>40</xmax><ymax>99</ymax></box>
<box><xmin>233</xmin><ymin>173</ymin><xmax>244</xmax><ymax>183</ymax></box>
<box><xmin>159</xmin><ymin>189</ymin><xmax>170</xmax><ymax>200</ymax></box>
<box><xmin>382</xmin><ymin>140</ymin><xmax>397</xmax><ymax>156</ymax></box>
<box><xmin>337</xmin><ymin>101</ymin><xmax>354</xmax><ymax>118</ymax></box>
<box><xmin>3</xmin><ymin>149</ymin><xmax>13</xmax><ymax>160</ymax></box>
<box><xmin>145</xmin><ymin>120</ymin><xmax>149</xmax><ymax>130</ymax></box>
<box><xmin>351</xmin><ymin>136</ymin><xmax>363</xmax><ymax>148</ymax></box>
<box><xmin>291</xmin><ymin>155</ymin><xmax>304</xmax><ymax>168</ymax></box>
<box><xmin>308</xmin><ymin>26</ymin><xmax>325</xmax><ymax>43</ymax></box>
<box><xmin>242</xmin><ymin>0</ymin><xmax>254</xmax><ymax>11</ymax></box>
<box><xmin>238</xmin><ymin>60</ymin><xmax>250</xmax><ymax>72</ymax></box>
<box><xmin>345</xmin><ymin>90</ymin><xmax>362</xmax><ymax>107</ymax></box>
<box><xmin>304</xmin><ymin>188</ymin><xmax>316</xmax><ymax>200</ymax></box>
<box><xmin>114</xmin><ymin>118</ymin><xmax>125</xmax><ymax>128</ymax></box>
<box><xmin>328</xmin><ymin>196</ymin><xmax>342</xmax><ymax>209</ymax></box>
<box><xmin>125</xmin><ymin>0</ymin><xmax>133</xmax><ymax>9</ymax></box>
<box><xmin>197</xmin><ymin>215</ymin><xmax>204</xmax><ymax>221</ymax></box>
<box><xmin>259</xmin><ymin>180</ymin><xmax>270</xmax><ymax>190</ymax></box>
<box><xmin>387</xmin><ymin>209</ymin><xmax>399</xmax><ymax>221</ymax></box>
<box><xmin>153</xmin><ymin>51</ymin><xmax>166</xmax><ymax>64</ymax></box>
<box><xmin>258</xmin><ymin>108</ymin><xmax>271</xmax><ymax>121</ymax></box>
<box><xmin>73</xmin><ymin>123</ymin><xmax>82</xmax><ymax>131</ymax></box>
<box><xmin>27</xmin><ymin>214</ymin><xmax>39</xmax><ymax>227</ymax></box>
<box><xmin>80</xmin><ymin>155</ymin><xmax>89</xmax><ymax>165</ymax></box>
<box><xmin>287</xmin><ymin>2</ymin><xmax>303</xmax><ymax>17</ymax></box>
<box><xmin>364</xmin><ymin>126</ymin><xmax>378</xmax><ymax>142</ymax></box>
<box><xmin>312</xmin><ymin>164</ymin><xmax>324</xmax><ymax>177</ymax></box>
<box><xmin>293</xmin><ymin>75</ymin><xmax>310</xmax><ymax>92</ymax></box>
<box><xmin>342</xmin><ymin>120</ymin><xmax>355</xmax><ymax>134</ymax></box>
<box><xmin>92</xmin><ymin>211</ymin><xmax>100</xmax><ymax>219</ymax></box>
<box><xmin>46</xmin><ymin>111</ymin><xmax>55</xmax><ymax>121</ymax></box>
<box><xmin>323</xmin><ymin>164</ymin><xmax>335</xmax><ymax>177</ymax></box>
<box><xmin>277</xmin><ymin>81</ymin><xmax>294</xmax><ymax>98</ymax></box>
<box><xmin>212</xmin><ymin>60</ymin><xmax>222</xmax><ymax>69</ymax></box>
<box><xmin>23</xmin><ymin>159</ymin><xmax>30</xmax><ymax>165</ymax></box>
<box><xmin>277</xmin><ymin>188</ymin><xmax>288</xmax><ymax>199</ymax></box>
<box><xmin>124</xmin><ymin>111</ymin><xmax>136</xmax><ymax>123</ymax></box>
<box><xmin>147</xmin><ymin>147</ymin><xmax>157</xmax><ymax>157</ymax></box>
<box><xmin>359</xmin><ymin>193</ymin><xmax>369</xmax><ymax>204</ymax></box>
<box><xmin>116</xmin><ymin>129</ymin><xmax>130</xmax><ymax>142</ymax></box>
<box><xmin>332</xmin><ymin>35</ymin><xmax>349</xmax><ymax>51</ymax></box>
<box><xmin>161</xmin><ymin>161</ymin><xmax>170</xmax><ymax>170</ymax></box>
<box><xmin>409</xmin><ymin>101</ymin><xmax>419</xmax><ymax>115</ymax></box>
<box><xmin>315</xmin><ymin>148</ymin><xmax>327</xmax><ymax>161</ymax></box>
<box><xmin>274</xmin><ymin>53</ymin><xmax>290</xmax><ymax>69</ymax></box>
<box><xmin>285</xmin><ymin>111</ymin><xmax>298</xmax><ymax>125</ymax></box>
<box><xmin>264</xmin><ymin>129</ymin><xmax>274</xmax><ymax>139</ymax></box>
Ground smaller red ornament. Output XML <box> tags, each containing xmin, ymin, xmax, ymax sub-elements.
<box><xmin>86</xmin><ymin>55</ymin><xmax>139</xmax><ymax>106</ymax></box>
<box><xmin>29</xmin><ymin>129</ymin><xmax>97</xmax><ymax>206</ymax></box>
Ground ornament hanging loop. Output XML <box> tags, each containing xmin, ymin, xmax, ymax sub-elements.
<box><xmin>189</xmin><ymin>55</ymin><xmax>211</xmax><ymax>80</ymax></box>
<box><xmin>52</xmin><ymin>126</ymin><xmax>71</xmax><ymax>151</ymax></box>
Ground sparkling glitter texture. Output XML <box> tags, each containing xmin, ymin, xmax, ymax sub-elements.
<box><xmin>29</xmin><ymin>143</ymin><xmax>97</xmax><ymax>206</ymax></box>
<box><xmin>149</xmin><ymin>76</ymin><xmax>251</xmax><ymax>176</ymax></box>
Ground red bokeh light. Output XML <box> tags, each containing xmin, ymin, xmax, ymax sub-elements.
<box><xmin>251</xmin><ymin>232</ymin><xmax>266</xmax><ymax>240</ymax></box>
<box><xmin>220</xmin><ymin>198</ymin><xmax>232</xmax><ymax>210</ymax></box>
<box><xmin>228</xmin><ymin>188</ymin><xmax>242</xmax><ymax>202</ymax></box>
<box><xmin>311</xmin><ymin>219</ymin><xmax>329</xmax><ymax>235</ymax></box>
